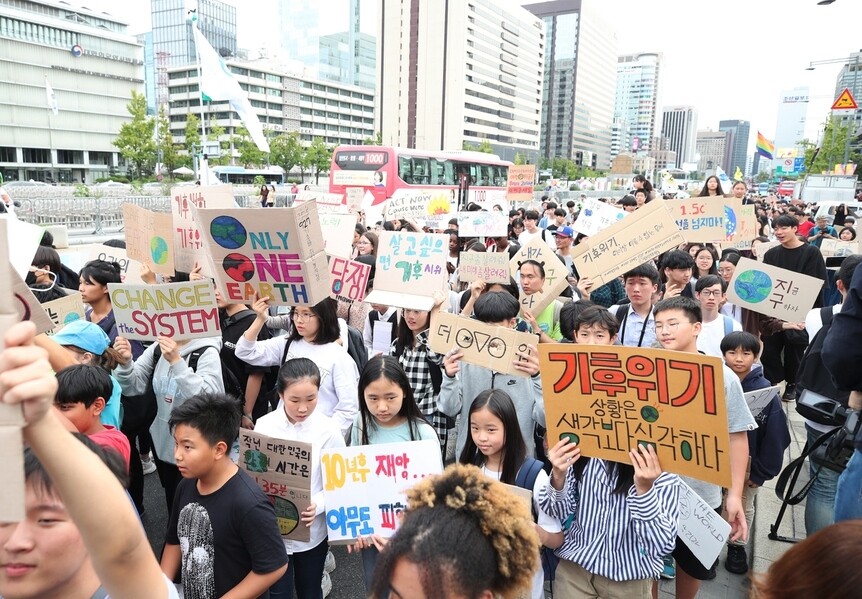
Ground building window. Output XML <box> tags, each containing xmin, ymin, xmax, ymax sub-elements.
<box><xmin>0</xmin><ymin>147</ymin><xmax>15</xmax><ymax>162</ymax></box>
<box><xmin>23</xmin><ymin>148</ymin><xmax>50</xmax><ymax>163</ymax></box>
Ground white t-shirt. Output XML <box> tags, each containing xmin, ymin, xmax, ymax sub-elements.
<box><xmin>518</xmin><ymin>228</ymin><xmax>553</xmax><ymax>247</ymax></box>
<box><xmin>696</xmin><ymin>314</ymin><xmax>742</xmax><ymax>358</ymax></box>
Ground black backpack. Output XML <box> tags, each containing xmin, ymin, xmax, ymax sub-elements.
<box><xmin>515</xmin><ymin>458</ymin><xmax>559</xmax><ymax>586</ymax></box>
<box><xmin>795</xmin><ymin>306</ymin><xmax>850</xmax><ymax>426</ymax></box>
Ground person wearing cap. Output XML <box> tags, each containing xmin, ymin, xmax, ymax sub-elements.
<box><xmin>558</xmin><ymin>228</ymin><xmax>628</xmax><ymax>309</ymax></box>
<box><xmin>553</xmin><ymin>226</ymin><xmax>577</xmax><ymax>282</ymax></box>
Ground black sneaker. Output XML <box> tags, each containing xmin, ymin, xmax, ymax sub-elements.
<box><xmin>705</xmin><ymin>559</ymin><xmax>718</xmax><ymax>580</ymax></box>
<box><xmin>782</xmin><ymin>384</ymin><xmax>797</xmax><ymax>402</ymax></box>
<box><xmin>725</xmin><ymin>544</ymin><xmax>749</xmax><ymax>575</ymax></box>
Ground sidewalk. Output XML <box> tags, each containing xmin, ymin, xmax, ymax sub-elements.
<box><xmin>658</xmin><ymin>401</ymin><xmax>808</xmax><ymax>598</ymax></box>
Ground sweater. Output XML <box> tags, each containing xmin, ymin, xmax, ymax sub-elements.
<box><xmin>740</xmin><ymin>364</ymin><xmax>791</xmax><ymax>486</ymax></box>
<box><xmin>762</xmin><ymin>243</ymin><xmax>827</xmax><ymax>308</ymax></box>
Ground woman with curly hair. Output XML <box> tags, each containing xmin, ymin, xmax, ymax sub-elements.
<box><xmin>370</xmin><ymin>463</ymin><xmax>540</xmax><ymax>599</ymax></box>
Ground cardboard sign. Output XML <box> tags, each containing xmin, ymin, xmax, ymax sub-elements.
<box><xmin>238</xmin><ymin>429</ymin><xmax>313</xmax><ymax>542</ymax></box>
<box><xmin>372</xmin><ymin>320</ymin><xmax>393</xmax><ymax>356</ymax></box>
<box><xmin>753</xmin><ymin>240</ymin><xmax>780</xmax><ymax>261</ymax></box>
<box><xmin>123</xmin><ymin>204</ymin><xmax>175</xmax><ymax>276</ymax></box>
<box><xmin>572</xmin><ymin>198</ymin><xmax>627</xmax><ymax>237</ymax></box>
<box><xmin>666</xmin><ymin>198</ymin><xmax>727</xmax><ymax>242</ymax></box>
<box><xmin>457</xmin><ymin>211</ymin><xmax>508</xmax><ymax>237</ymax></box>
<box><xmin>539</xmin><ymin>345</ymin><xmax>732</xmax><ymax>487</ymax></box>
<box><xmin>195</xmin><ymin>203</ymin><xmax>330</xmax><ymax>307</ymax></box>
<box><xmin>744</xmin><ymin>386</ymin><xmax>780</xmax><ymax>418</ymax></box>
<box><xmin>294</xmin><ymin>190</ymin><xmax>347</xmax><ymax>212</ymax></box>
<box><xmin>42</xmin><ymin>292</ymin><xmax>86</xmax><ymax>334</ymax></box>
<box><xmin>571</xmin><ymin>200</ymin><xmax>685</xmax><ymax>286</ymax></box>
<box><xmin>678</xmin><ymin>480</ymin><xmax>732</xmax><ymax>569</ymax></box>
<box><xmin>321</xmin><ymin>440</ymin><xmax>443</xmax><ymax>543</ymax></box>
<box><xmin>429</xmin><ymin>311</ymin><xmax>537</xmax><ymax>377</ymax></box>
<box><xmin>345</xmin><ymin>188</ymin><xmax>364</xmax><ymax>211</ymax></box>
<box><xmin>329</xmin><ymin>256</ymin><xmax>371</xmax><ymax>303</ymax></box>
<box><xmin>509</xmin><ymin>236</ymin><xmax>570</xmax><ymax>316</ymax></box>
<box><xmin>108</xmin><ymin>281</ymin><xmax>220</xmax><ymax>341</ymax></box>
<box><xmin>820</xmin><ymin>238</ymin><xmax>860</xmax><ymax>257</ymax></box>
<box><xmin>725</xmin><ymin>201</ymin><xmax>757</xmax><ymax>246</ymax></box>
<box><xmin>11</xmin><ymin>269</ymin><xmax>54</xmax><ymax>334</ymax></box>
<box><xmin>364</xmin><ymin>232</ymin><xmax>448</xmax><ymax>310</ymax></box>
<box><xmin>385</xmin><ymin>189</ymin><xmax>453</xmax><ymax>221</ymax></box>
<box><xmin>82</xmin><ymin>245</ymin><xmax>144</xmax><ymax>285</ymax></box>
<box><xmin>726</xmin><ymin>257</ymin><xmax>822</xmax><ymax>321</ymax></box>
<box><xmin>507</xmin><ymin>165</ymin><xmax>536</xmax><ymax>201</ymax></box>
<box><xmin>3</xmin><ymin>217</ymin><xmax>43</xmax><ymax>278</ymax></box>
<box><xmin>171</xmin><ymin>184</ymin><xmax>236</xmax><ymax>274</ymax></box>
<box><xmin>318</xmin><ymin>212</ymin><xmax>358</xmax><ymax>259</ymax></box>
<box><xmin>459</xmin><ymin>251</ymin><xmax>510</xmax><ymax>284</ymax></box>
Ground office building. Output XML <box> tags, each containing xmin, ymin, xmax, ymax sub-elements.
<box><xmin>525</xmin><ymin>0</ymin><xmax>617</xmax><ymax>168</ymax></box>
<box><xmin>152</xmin><ymin>0</ymin><xmax>236</xmax><ymax>67</ymax></box>
<box><xmin>661</xmin><ymin>106</ymin><xmax>698</xmax><ymax>166</ymax></box>
<box><xmin>0</xmin><ymin>0</ymin><xmax>144</xmax><ymax>183</ymax></box>
<box><xmin>718</xmin><ymin>119</ymin><xmax>750</xmax><ymax>176</ymax></box>
<box><xmin>138</xmin><ymin>32</ymin><xmax>157</xmax><ymax>116</ymax></box>
<box><xmin>696</xmin><ymin>130</ymin><xmax>732</xmax><ymax>173</ymax></box>
<box><xmin>774</xmin><ymin>86</ymin><xmax>810</xmax><ymax>155</ymax></box>
<box><xmin>378</xmin><ymin>0</ymin><xmax>544</xmax><ymax>162</ymax></box>
<box><xmin>612</xmin><ymin>53</ymin><xmax>662</xmax><ymax>160</ymax></box>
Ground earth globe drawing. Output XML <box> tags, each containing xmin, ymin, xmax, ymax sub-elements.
<box><xmin>210</xmin><ymin>215</ymin><xmax>247</xmax><ymax>249</ymax></box>
<box><xmin>724</xmin><ymin>206</ymin><xmax>737</xmax><ymax>237</ymax></box>
<box><xmin>734</xmin><ymin>269</ymin><xmax>772</xmax><ymax>303</ymax></box>
<box><xmin>223</xmin><ymin>253</ymin><xmax>255</xmax><ymax>282</ymax></box>
<box><xmin>150</xmin><ymin>236</ymin><xmax>170</xmax><ymax>265</ymax></box>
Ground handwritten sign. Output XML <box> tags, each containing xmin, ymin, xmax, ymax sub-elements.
<box><xmin>678</xmin><ymin>480</ymin><xmax>732</xmax><ymax>568</ymax></box>
<box><xmin>364</xmin><ymin>232</ymin><xmax>448</xmax><ymax>310</ymax></box>
<box><xmin>238</xmin><ymin>429</ymin><xmax>313</xmax><ymax>542</ymax></box>
<box><xmin>82</xmin><ymin>245</ymin><xmax>144</xmax><ymax>284</ymax></box>
<box><xmin>123</xmin><ymin>204</ymin><xmax>175</xmax><ymax>276</ymax></box>
<box><xmin>4</xmin><ymin>218</ymin><xmax>43</xmax><ymax>278</ymax></box>
<box><xmin>725</xmin><ymin>201</ymin><xmax>757</xmax><ymax>247</ymax></box>
<box><xmin>539</xmin><ymin>345</ymin><xmax>731</xmax><ymax>487</ymax></box>
<box><xmin>744</xmin><ymin>386</ymin><xmax>780</xmax><ymax>419</ymax></box>
<box><xmin>570</xmin><ymin>200</ymin><xmax>685</xmax><ymax>286</ymax></box>
<box><xmin>108</xmin><ymin>281</ymin><xmax>220</xmax><ymax>341</ymax></box>
<box><xmin>507</xmin><ymin>165</ymin><xmax>536</xmax><ymax>201</ymax></box>
<box><xmin>753</xmin><ymin>240</ymin><xmax>780</xmax><ymax>261</ymax></box>
<box><xmin>572</xmin><ymin>198</ymin><xmax>627</xmax><ymax>237</ymax></box>
<box><xmin>666</xmin><ymin>198</ymin><xmax>727</xmax><ymax>243</ymax></box>
<box><xmin>196</xmin><ymin>203</ymin><xmax>330</xmax><ymax>307</ymax></box>
<box><xmin>329</xmin><ymin>256</ymin><xmax>371</xmax><ymax>303</ymax></box>
<box><xmin>318</xmin><ymin>212</ymin><xmax>358</xmax><ymax>259</ymax></box>
<box><xmin>726</xmin><ymin>257</ymin><xmax>822</xmax><ymax>321</ymax></box>
<box><xmin>11</xmin><ymin>269</ymin><xmax>54</xmax><ymax>334</ymax></box>
<box><xmin>459</xmin><ymin>252</ymin><xmax>510</xmax><ymax>284</ymax></box>
<box><xmin>42</xmin><ymin>293</ymin><xmax>86</xmax><ymax>334</ymax></box>
<box><xmin>429</xmin><ymin>312</ymin><xmax>537</xmax><ymax>377</ymax></box>
<box><xmin>820</xmin><ymin>238</ymin><xmax>860</xmax><ymax>258</ymax></box>
<box><xmin>171</xmin><ymin>184</ymin><xmax>235</xmax><ymax>274</ymax></box>
<box><xmin>385</xmin><ymin>189</ymin><xmax>453</xmax><ymax>221</ymax></box>
<box><xmin>509</xmin><ymin>236</ymin><xmax>569</xmax><ymax>316</ymax></box>
<box><xmin>321</xmin><ymin>440</ymin><xmax>443</xmax><ymax>543</ymax></box>
<box><xmin>294</xmin><ymin>190</ymin><xmax>347</xmax><ymax>212</ymax></box>
<box><xmin>457</xmin><ymin>211</ymin><xmax>508</xmax><ymax>237</ymax></box>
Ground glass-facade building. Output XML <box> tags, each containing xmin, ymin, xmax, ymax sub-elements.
<box><xmin>718</xmin><ymin>119</ymin><xmax>750</xmax><ymax>177</ymax></box>
<box><xmin>612</xmin><ymin>53</ymin><xmax>661</xmax><ymax>160</ymax></box>
<box><xmin>152</xmin><ymin>0</ymin><xmax>236</xmax><ymax>67</ymax></box>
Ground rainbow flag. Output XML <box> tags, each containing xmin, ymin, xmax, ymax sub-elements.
<box><xmin>756</xmin><ymin>131</ymin><xmax>774</xmax><ymax>160</ymax></box>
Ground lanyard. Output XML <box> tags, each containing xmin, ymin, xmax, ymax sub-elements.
<box><xmin>621</xmin><ymin>306</ymin><xmax>652</xmax><ymax>348</ymax></box>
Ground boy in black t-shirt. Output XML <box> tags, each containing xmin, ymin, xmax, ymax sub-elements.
<box><xmin>161</xmin><ymin>393</ymin><xmax>287</xmax><ymax>598</ymax></box>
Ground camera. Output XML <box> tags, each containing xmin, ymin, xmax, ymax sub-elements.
<box><xmin>797</xmin><ymin>390</ymin><xmax>861</xmax><ymax>472</ymax></box>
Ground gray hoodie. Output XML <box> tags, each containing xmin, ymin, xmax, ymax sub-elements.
<box><xmin>114</xmin><ymin>337</ymin><xmax>224</xmax><ymax>464</ymax></box>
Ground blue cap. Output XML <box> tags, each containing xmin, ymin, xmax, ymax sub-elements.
<box><xmin>553</xmin><ymin>226</ymin><xmax>575</xmax><ymax>238</ymax></box>
<box><xmin>50</xmin><ymin>320</ymin><xmax>111</xmax><ymax>354</ymax></box>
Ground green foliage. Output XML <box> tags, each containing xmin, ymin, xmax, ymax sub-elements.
<box><xmin>363</xmin><ymin>131</ymin><xmax>383</xmax><ymax>145</ymax></box>
<box><xmin>538</xmin><ymin>155</ymin><xmax>606</xmax><ymax>180</ymax></box>
<box><xmin>112</xmin><ymin>90</ymin><xmax>156</xmax><ymax>180</ymax></box>
<box><xmin>156</xmin><ymin>106</ymin><xmax>181</xmax><ymax>180</ymax></box>
<box><xmin>73</xmin><ymin>184</ymin><xmax>91</xmax><ymax>197</ymax></box>
<box><xmin>305</xmin><ymin>137</ymin><xmax>333</xmax><ymax>185</ymax></box>
<box><xmin>253</xmin><ymin>175</ymin><xmax>266</xmax><ymax>187</ymax></box>
<box><xmin>463</xmin><ymin>139</ymin><xmax>495</xmax><ymax>154</ymax></box>
<box><xmin>270</xmin><ymin>131</ymin><xmax>303</xmax><ymax>178</ymax></box>
<box><xmin>513</xmin><ymin>152</ymin><xmax>526</xmax><ymax>165</ymax></box>
<box><xmin>233</xmin><ymin>126</ymin><xmax>267</xmax><ymax>167</ymax></box>
<box><xmin>207</xmin><ymin>119</ymin><xmax>229</xmax><ymax>166</ymax></box>
<box><xmin>800</xmin><ymin>116</ymin><xmax>860</xmax><ymax>174</ymax></box>
<box><xmin>184</xmin><ymin>113</ymin><xmax>201</xmax><ymax>153</ymax></box>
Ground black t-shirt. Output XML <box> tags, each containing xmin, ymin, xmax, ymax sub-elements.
<box><xmin>166</xmin><ymin>469</ymin><xmax>287</xmax><ymax>598</ymax></box>
<box><xmin>763</xmin><ymin>243</ymin><xmax>827</xmax><ymax>308</ymax></box>
<box><xmin>221</xmin><ymin>310</ymin><xmax>277</xmax><ymax>415</ymax></box>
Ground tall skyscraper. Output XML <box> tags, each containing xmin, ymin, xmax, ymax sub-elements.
<box><xmin>696</xmin><ymin>130</ymin><xmax>733</xmax><ymax>173</ymax></box>
<box><xmin>378</xmin><ymin>0</ymin><xmax>544</xmax><ymax>161</ymax></box>
<box><xmin>612</xmin><ymin>53</ymin><xmax>662</xmax><ymax>160</ymax></box>
<box><xmin>774</xmin><ymin>87</ymin><xmax>809</xmax><ymax>155</ymax></box>
<box><xmin>718</xmin><ymin>119</ymin><xmax>750</xmax><ymax>176</ymax></box>
<box><xmin>151</xmin><ymin>0</ymin><xmax>237</xmax><ymax>67</ymax></box>
<box><xmin>525</xmin><ymin>0</ymin><xmax>617</xmax><ymax>169</ymax></box>
<box><xmin>661</xmin><ymin>106</ymin><xmax>698</xmax><ymax>167</ymax></box>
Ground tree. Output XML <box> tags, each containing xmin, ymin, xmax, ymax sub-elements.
<box><xmin>513</xmin><ymin>152</ymin><xmax>526</xmax><ymax>165</ymax></box>
<box><xmin>305</xmin><ymin>137</ymin><xmax>332</xmax><ymax>185</ymax></box>
<box><xmin>113</xmin><ymin>91</ymin><xmax>156</xmax><ymax>180</ymax></box>
<box><xmin>184</xmin><ymin>113</ymin><xmax>201</xmax><ymax>155</ymax></box>
<box><xmin>801</xmin><ymin>116</ymin><xmax>855</xmax><ymax>175</ymax></box>
<box><xmin>156</xmin><ymin>106</ymin><xmax>181</xmax><ymax>179</ymax></box>
<box><xmin>270</xmin><ymin>131</ymin><xmax>303</xmax><ymax>179</ymax></box>
<box><xmin>207</xmin><ymin>119</ymin><xmax>229</xmax><ymax>166</ymax></box>
<box><xmin>233</xmin><ymin>126</ymin><xmax>267</xmax><ymax>167</ymax></box>
<box><xmin>363</xmin><ymin>131</ymin><xmax>383</xmax><ymax>145</ymax></box>
<box><xmin>463</xmin><ymin>139</ymin><xmax>494</xmax><ymax>154</ymax></box>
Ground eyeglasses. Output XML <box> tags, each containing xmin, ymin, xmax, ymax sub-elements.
<box><xmin>655</xmin><ymin>321</ymin><xmax>686</xmax><ymax>333</ymax></box>
<box><xmin>717</xmin><ymin>267</ymin><xmax>734</xmax><ymax>274</ymax></box>
<box><xmin>698</xmin><ymin>290</ymin><xmax>722</xmax><ymax>297</ymax></box>
<box><xmin>291</xmin><ymin>312</ymin><xmax>317</xmax><ymax>322</ymax></box>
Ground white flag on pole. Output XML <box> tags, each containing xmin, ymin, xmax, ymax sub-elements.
<box><xmin>192</xmin><ymin>26</ymin><xmax>269</xmax><ymax>153</ymax></box>
<box><xmin>715</xmin><ymin>166</ymin><xmax>732</xmax><ymax>191</ymax></box>
<box><xmin>45</xmin><ymin>78</ymin><xmax>58</xmax><ymax>115</ymax></box>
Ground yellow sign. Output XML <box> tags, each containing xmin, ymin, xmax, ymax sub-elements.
<box><xmin>833</xmin><ymin>88</ymin><xmax>858</xmax><ymax>110</ymax></box>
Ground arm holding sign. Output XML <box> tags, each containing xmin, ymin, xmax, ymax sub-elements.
<box><xmin>437</xmin><ymin>351</ymin><xmax>463</xmax><ymax>418</ymax></box>
<box><xmin>539</xmin><ymin>437</ymin><xmax>582</xmax><ymax>517</ymax></box>
<box><xmin>113</xmin><ymin>337</ymin><xmax>158</xmax><ymax>396</ymax></box>
<box><xmin>236</xmin><ymin>296</ymin><xmax>289</xmax><ymax>367</ymax></box>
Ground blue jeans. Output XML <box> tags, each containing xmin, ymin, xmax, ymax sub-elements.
<box><xmin>361</xmin><ymin>546</ymin><xmax>380</xmax><ymax>593</ymax></box>
<box><xmin>804</xmin><ymin>425</ymin><xmax>841</xmax><ymax>535</ymax></box>
<box><xmin>269</xmin><ymin>539</ymin><xmax>328</xmax><ymax>599</ymax></box>
<box><xmin>834</xmin><ymin>448</ymin><xmax>862</xmax><ymax>522</ymax></box>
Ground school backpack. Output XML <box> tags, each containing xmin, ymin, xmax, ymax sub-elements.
<box><xmin>515</xmin><ymin>458</ymin><xmax>559</xmax><ymax>586</ymax></box>
<box><xmin>795</xmin><ymin>306</ymin><xmax>850</xmax><ymax>426</ymax></box>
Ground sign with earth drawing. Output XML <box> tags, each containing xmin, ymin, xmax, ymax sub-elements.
<box><xmin>123</xmin><ymin>204</ymin><xmax>175</xmax><ymax>276</ymax></box>
<box><xmin>726</xmin><ymin>257</ymin><xmax>824</xmax><ymax>322</ymax></box>
<box><xmin>538</xmin><ymin>345</ymin><xmax>732</xmax><ymax>487</ymax></box>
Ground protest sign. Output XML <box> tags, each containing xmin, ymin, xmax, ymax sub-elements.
<box><xmin>753</xmin><ymin>240</ymin><xmax>780</xmax><ymax>261</ymax></box>
<box><xmin>329</xmin><ymin>256</ymin><xmax>371</xmax><ymax>303</ymax></box>
<box><xmin>42</xmin><ymin>293</ymin><xmax>86</xmax><ymax>334</ymax></box>
<box><xmin>364</xmin><ymin>232</ymin><xmax>448</xmax><ymax>310</ymax></box>
<box><xmin>123</xmin><ymin>204</ymin><xmax>175</xmax><ymax>276</ymax></box>
<box><xmin>570</xmin><ymin>200</ymin><xmax>685</xmax><ymax>286</ymax></box>
<box><xmin>429</xmin><ymin>312</ymin><xmax>537</xmax><ymax>377</ymax></box>
<box><xmin>3</xmin><ymin>218</ymin><xmax>42</xmax><ymax>278</ymax></box>
<box><xmin>238</xmin><ymin>429</ymin><xmax>313</xmax><ymax>542</ymax></box>
<box><xmin>385</xmin><ymin>189</ymin><xmax>453</xmax><ymax>221</ymax></box>
<box><xmin>196</xmin><ymin>203</ymin><xmax>330</xmax><ymax>307</ymax></box>
<box><xmin>372</xmin><ymin>320</ymin><xmax>393</xmax><ymax>356</ymax></box>
<box><xmin>725</xmin><ymin>201</ymin><xmax>757</xmax><ymax>247</ymax></box>
<box><xmin>171</xmin><ymin>184</ymin><xmax>235</xmax><ymax>274</ymax></box>
<box><xmin>678</xmin><ymin>480</ymin><xmax>732</xmax><ymax>569</ymax></box>
<box><xmin>726</xmin><ymin>257</ymin><xmax>822</xmax><ymax>321</ymax></box>
<box><xmin>665</xmin><ymin>198</ymin><xmax>727</xmax><ymax>243</ymax></box>
<box><xmin>10</xmin><ymin>269</ymin><xmax>54</xmax><ymax>334</ymax></box>
<box><xmin>509</xmin><ymin>236</ymin><xmax>570</xmax><ymax>316</ymax></box>
<box><xmin>744</xmin><ymin>386</ymin><xmax>780</xmax><ymax>419</ymax></box>
<box><xmin>321</xmin><ymin>440</ymin><xmax>443</xmax><ymax>543</ymax></box>
<box><xmin>507</xmin><ymin>165</ymin><xmax>536</xmax><ymax>201</ymax></box>
<box><xmin>820</xmin><ymin>238</ymin><xmax>860</xmax><ymax>257</ymax></box>
<box><xmin>294</xmin><ymin>190</ymin><xmax>347</xmax><ymax>212</ymax></box>
<box><xmin>318</xmin><ymin>212</ymin><xmax>358</xmax><ymax>259</ymax></box>
<box><xmin>459</xmin><ymin>251</ymin><xmax>510</xmax><ymax>284</ymax></box>
<box><xmin>0</xmin><ymin>220</ymin><xmax>25</xmax><ymax>521</ymax></box>
<box><xmin>457</xmin><ymin>211</ymin><xmax>508</xmax><ymax>237</ymax></box>
<box><xmin>572</xmin><ymin>198</ymin><xmax>627</xmax><ymax>237</ymax></box>
<box><xmin>108</xmin><ymin>281</ymin><xmax>220</xmax><ymax>341</ymax></box>
<box><xmin>539</xmin><ymin>345</ymin><xmax>732</xmax><ymax>487</ymax></box>
<box><xmin>82</xmin><ymin>245</ymin><xmax>144</xmax><ymax>284</ymax></box>
<box><xmin>345</xmin><ymin>188</ymin><xmax>364</xmax><ymax>210</ymax></box>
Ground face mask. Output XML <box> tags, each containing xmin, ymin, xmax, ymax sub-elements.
<box><xmin>25</xmin><ymin>270</ymin><xmax>37</xmax><ymax>286</ymax></box>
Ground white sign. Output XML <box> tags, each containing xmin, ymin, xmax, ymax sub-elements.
<box><xmin>572</xmin><ymin>198</ymin><xmax>627</xmax><ymax>237</ymax></box>
<box><xmin>456</xmin><ymin>211</ymin><xmax>508</xmax><ymax>237</ymax></box>
<box><xmin>372</xmin><ymin>320</ymin><xmax>393</xmax><ymax>356</ymax></box>
<box><xmin>108</xmin><ymin>281</ymin><xmax>220</xmax><ymax>341</ymax></box>
<box><xmin>678</xmin><ymin>480</ymin><xmax>732</xmax><ymax>569</ymax></box>
<box><xmin>744</xmin><ymin>386</ymin><xmax>780</xmax><ymax>418</ymax></box>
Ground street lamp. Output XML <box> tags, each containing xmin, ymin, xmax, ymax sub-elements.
<box><xmin>807</xmin><ymin>52</ymin><xmax>861</xmax><ymax>167</ymax></box>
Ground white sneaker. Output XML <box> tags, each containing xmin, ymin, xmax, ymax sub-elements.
<box><xmin>321</xmin><ymin>571</ymin><xmax>332</xmax><ymax>597</ymax></box>
<box><xmin>324</xmin><ymin>550</ymin><xmax>336</xmax><ymax>573</ymax></box>
<box><xmin>140</xmin><ymin>454</ymin><xmax>157</xmax><ymax>475</ymax></box>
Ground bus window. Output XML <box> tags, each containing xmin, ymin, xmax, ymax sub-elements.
<box><xmin>493</xmin><ymin>165</ymin><xmax>508</xmax><ymax>187</ymax></box>
<box><xmin>477</xmin><ymin>164</ymin><xmax>492</xmax><ymax>186</ymax></box>
<box><xmin>468</xmin><ymin>163</ymin><xmax>479</xmax><ymax>185</ymax></box>
<box><xmin>412</xmin><ymin>157</ymin><xmax>431</xmax><ymax>185</ymax></box>
<box><xmin>432</xmin><ymin>159</ymin><xmax>455</xmax><ymax>186</ymax></box>
<box><xmin>398</xmin><ymin>156</ymin><xmax>413</xmax><ymax>183</ymax></box>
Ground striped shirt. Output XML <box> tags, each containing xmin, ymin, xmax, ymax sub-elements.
<box><xmin>538</xmin><ymin>459</ymin><xmax>680</xmax><ymax>581</ymax></box>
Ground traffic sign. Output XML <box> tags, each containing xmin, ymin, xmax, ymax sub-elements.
<box><xmin>832</xmin><ymin>88</ymin><xmax>858</xmax><ymax>111</ymax></box>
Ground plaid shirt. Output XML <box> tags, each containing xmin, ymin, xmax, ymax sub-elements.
<box><xmin>392</xmin><ymin>330</ymin><xmax>452</xmax><ymax>455</ymax></box>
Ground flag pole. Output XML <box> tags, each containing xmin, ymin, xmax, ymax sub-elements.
<box><xmin>188</xmin><ymin>6</ymin><xmax>207</xmax><ymax>182</ymax></box>
<box><xmin>45</xmin><ymin>76</ymin><xmax>55</xmax><ymax>183</ymax></box>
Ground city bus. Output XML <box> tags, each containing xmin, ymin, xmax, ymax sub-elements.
<box><xmin>212</xmin><ymin>166</ymin><xmax>285</xmax><ymax>185</ymax></box>
<box><xmin>328</xmin><ymin>145</ymin><xmax>513</xmax><ymax>208</ymax></box>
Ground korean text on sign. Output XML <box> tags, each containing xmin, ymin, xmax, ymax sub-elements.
<box><xmin>364</xmin><ymin>232</ymin><xmax>449</xmax><ymax>310</ymax></box>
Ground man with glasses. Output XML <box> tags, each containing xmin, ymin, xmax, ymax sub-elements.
<box><xmin>694</xmin><ymin>275</ymin><xmax>741</xmax><ymax>357</ymax></box>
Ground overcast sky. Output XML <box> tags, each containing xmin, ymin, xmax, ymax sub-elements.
<box><xmin>80</xmin><ymin>0</ymin><xmax>862</xmax><ymax>148</ymax></box>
